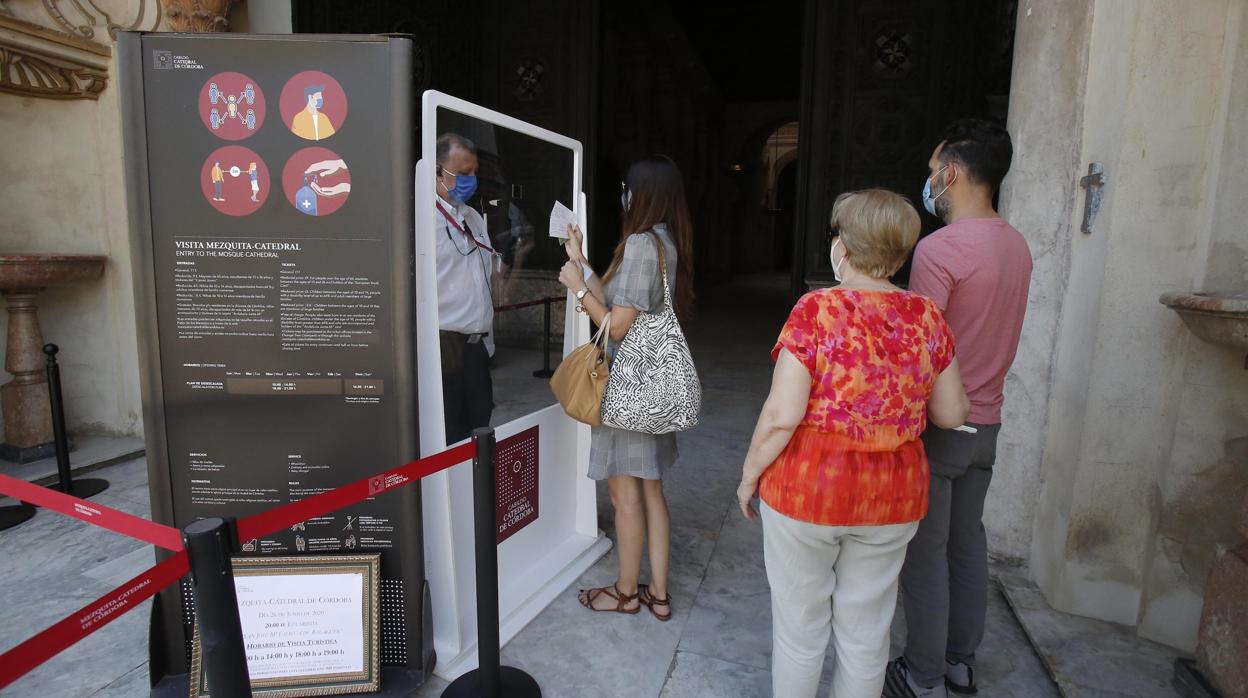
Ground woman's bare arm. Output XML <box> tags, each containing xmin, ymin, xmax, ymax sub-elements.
<box><xmin>736</xmin><ymin>349</ymin><xmax>812</xmax><ymax>520</ymax></box>
<box><xmin>928</xmin><ymin>358</ymin><xmax>970</xmax><ymax>429</ymax></box>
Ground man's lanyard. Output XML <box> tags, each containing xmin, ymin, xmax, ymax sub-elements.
<box><xmin>437</xmin><ymin>201</ymin><xmax>496</xmax><ymax>254</ymax></box>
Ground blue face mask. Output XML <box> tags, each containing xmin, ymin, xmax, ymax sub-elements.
<box><xmin>446</xmin><ymin>173</ymin><xmax>477</xmax><ymax>203</ymax></box>
<box><xmin>922</xmin><ymin>165</ymin><xmax>950</xmax><ymax>216</ymax></box>
<box><xmin>314</xmin><ymin>96</ymin><xmax>324</xmax><ymax>109</ymax></box>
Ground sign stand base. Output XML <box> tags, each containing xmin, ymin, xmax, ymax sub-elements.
<box><xmin>48</xmin><ymin>478</ymin><xmax>111</xmax><ymax>499</ymax></box>
<box><xmin>443</xmin><ymin>666</ymin><xmax>541</xmax><ymax>698</ymax></box>
<box><xmin>151</xmin><ymin>666</ymin><xmax>433</xmax><ymax>698</ymax></box>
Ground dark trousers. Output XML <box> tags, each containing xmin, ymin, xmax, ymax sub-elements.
<box><xmin>900</xmin><ymin>422</ymin><xmax>1001</xmax><ymax>687</ymax></box>
<box><xmin>440</xmin><ymin>331</ymin><xmax>493</xmax><ymax>444</ymax></box>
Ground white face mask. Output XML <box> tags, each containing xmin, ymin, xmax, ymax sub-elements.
<box><xmin>830</xmin><ymin>238</ymin><xmax>847</xmax><ymax>282</ymax></box>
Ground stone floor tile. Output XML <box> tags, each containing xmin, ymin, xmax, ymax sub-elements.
<box><xmin>501</xmin><ymin>561</ymin><xmax>683</xmax><ymax>697</ymax></box>
<box><xmin>89</xmin><ymin>662</ymin><xmax>151</xmax><ymax>697</ymax></box>
<box><xmin>0</xmin><ymin>275</ymin><xmax>1101</xmax><ymax>698</ymax></box>
<box><xmin>0</xmin><ymin>434</ymin><xmax>146</xmax><ymax>486</ymax></box>
<box><xmin>4</xmin><ymin>599</ymin><xmax>151</xmax><ymax>697</ymax></box>
<box><xmin>82</xmin><ymin>545</ymin><xmax>161</xmax><ymax>587</ymax></box>
<box><xmin>410</xmin><ymin>673</ymin><xmax>451</xmax><ymax>697</ymax></box>
<box><xmin>999</xmin><ymin>574</ymin><xmax>1179</xmax><ymax>697</ymax></box>
<box><xmin>660</xmin><ymin>650</ymin><xmax>799</xmax><ymax>698</ymax></box>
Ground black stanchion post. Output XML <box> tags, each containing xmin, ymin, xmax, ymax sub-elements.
<box><xmin>44</xmin><ymin>344</ymin><xmax>108</xmax><ymax>499</ymax></box>
<box><xmin>443</xmin><ymin>428</ymin><xmax>540</xmax><ymax>698</ymax></box>
<box><xmin>183</xmin><ymin>516</ymin><xmax>253</xmax><ymax>698</ymax></box>
<box><xmin>532</xmin><ymin>297</ymin><xmax>555</xmax><ymax>379</ymax></box>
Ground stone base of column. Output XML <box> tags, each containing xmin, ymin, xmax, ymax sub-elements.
<box><xmin>0</xmin><ymin>440</ymin><xmax>58</xmax><ymax>464</ymax></box>
<box><xmin>1</xmin><ymin>379</ymin><xmax>55</xmax><ymax>464</ymax></box>
<box><xmin>1195</xmin><ymin>541</ymin><xmax>1248</xmax><ymax>698</ymax></box>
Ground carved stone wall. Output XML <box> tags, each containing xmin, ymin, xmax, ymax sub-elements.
<box><xmin>0</xmin><ymin>1</ymin><xmax>164</xmax><ymax>442</ymax></box>
<box><xmin>0</xmin><ymin>0</ymin><xmax>162</xmax><ymax>100</ymax></box>
<box><xmin>161</xmin><ymin>0</ymin><xmax>236</xmax><ymax>33</ymax></box>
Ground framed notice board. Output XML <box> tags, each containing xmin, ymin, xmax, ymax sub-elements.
<box><xmin>191</xmin><ymin>555</ymin><xmax>381</xmax><ymax>697</ymax></box>
<box><xmin>118</xmin><ymin>33</ymin><xmax>430</xmax><ymax>694</ymax></box>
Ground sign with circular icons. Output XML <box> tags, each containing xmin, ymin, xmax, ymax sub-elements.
<box><xmin>279</xmin><ymin>71</ymin><xmax>348</xmax><ymax>142</ymax></box>
<box><xmin>283</xmin><ymin>147</ymin><xmax>352</xmax><ymax>217</ymax></box>
<box><xmin>199</xmin><ymin>72</ymin><xmax>266</xmax><ymax>140</ymax></box>
<box><xmin>201</xmin><ymin>146</ymin><xmax>270</xmax><ymax>216</ymax></box>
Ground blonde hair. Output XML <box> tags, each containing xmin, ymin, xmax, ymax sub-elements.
<box><xmin>830</xmin><ymin>189</ymin><xmax>921</xmax><ymax>278</ymax></box>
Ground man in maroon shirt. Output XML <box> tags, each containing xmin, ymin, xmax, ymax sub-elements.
<box><xmin>885</xmin><ymin>119</ymin><xmax>1033</xmax><ymax>698</ymax></box>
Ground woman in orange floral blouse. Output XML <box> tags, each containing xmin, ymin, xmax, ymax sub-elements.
<box><xmin>736</xmin><ymin>189</ymin><xmax>969</xmax><ymax>698</ymax></box>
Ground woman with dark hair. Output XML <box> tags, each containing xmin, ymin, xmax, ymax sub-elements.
<box><xmin>557</xmin><ymin>155</ymin><xmax>696</xmax><ymax>620</ymax></box>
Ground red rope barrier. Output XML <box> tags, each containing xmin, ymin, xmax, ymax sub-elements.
<box><xmin>236</xmin><ymin>441</ymin><xmax>474</xmax><ymax>542</ymax></box>
<box><xmin>0</xmin><ymin>550</ymin><xmax>189</xmax><ymax>690</ymax></box>
<box><xmin>0</xmin><ymin>439</ymin><xmax>476</xmax><ymax>689</ymax></box>
<box><xmin>0</xmin><ymin>473</ymin><xmax>182</xmax><ymax>551</ymax></box>
<box><xmin>493</xmin><ymin>295</ymin><xmax>566</xmax><ymax>313</ymax></box>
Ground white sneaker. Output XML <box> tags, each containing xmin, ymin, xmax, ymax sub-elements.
<box><xmin>944</xmin><ymin>660</ymin><xmax>977</xmax><ymax>695</ymax></box>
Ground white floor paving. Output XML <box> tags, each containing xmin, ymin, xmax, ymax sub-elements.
<box><xmin>0</xmin><ymin>275</ymin><xmax>1089</xmax><ymax>697</ymax></box>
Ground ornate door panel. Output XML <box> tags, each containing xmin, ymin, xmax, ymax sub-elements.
<box><xmin>794</xmin><ymin>0</ymin><xmax>1014</xmax><ymax>292</ymax></box>
<box><xmin>798</xmin><ymin>0</ymin><xmax>949</xmax><ymax>290</ymax></box>
<box><xmin>292</xmin><ymin>0</ymin><xmax>475</xmax><ymax>100</ymax></box>
<box><xmin>840</xmin><ymin>4</ymin><xmax>944</xmax><ymax>193</ymax></box>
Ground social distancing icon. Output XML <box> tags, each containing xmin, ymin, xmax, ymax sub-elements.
<box><xmin>199</xmin><ymin>72</ymin><xmax>266</xmax><ymax>140</ymax></box>
<box><xmin>200</xmin><ymin>145</ymin><xmax>269</xmax><ymax>216</ymax></box>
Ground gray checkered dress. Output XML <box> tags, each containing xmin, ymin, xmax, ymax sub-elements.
<box><xmin>587</xmin><ymin>226</ymin><xmax>680</xmax><ymax>481</ymax></box>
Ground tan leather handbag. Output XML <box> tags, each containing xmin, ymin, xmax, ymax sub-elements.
<box><xmin>550</xmin><ymin>313</ymin><xmax>611</xmax><ymax>426</ymax></box>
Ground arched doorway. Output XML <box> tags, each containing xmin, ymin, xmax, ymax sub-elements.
<box><xmin>761</xmin><ymin>121</ymin><xmax>800</xmax><ymax>274</ymax></box>
<box><xmin>773</xmin><ymin>159</ymin><xmax>799</xmax><ymax>272</ymax></box>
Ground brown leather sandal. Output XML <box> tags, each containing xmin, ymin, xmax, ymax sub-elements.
<box><xmin>577</xmin><ymin>583</ymin><xmax>640</xmax><ymax>614</ymax></box>
<box><xmin>638</xmin><ymin>584</ymin><xmax>672</xmax><ymax>621</ymax></box>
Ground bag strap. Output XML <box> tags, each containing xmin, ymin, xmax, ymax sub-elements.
<box><xmin>594</xmin><ymin>312</ymin><xmax>612</xmax><ymax>348</ymax></box>
<box><xmin>584</xmin><ymin>312</ymin><xmax>611</xmax><ymax>367</ymax></box>
<box><xmin>644</xmin><ymin>231</ymin><xmax>675</xmax><ymax>310</ymax></box>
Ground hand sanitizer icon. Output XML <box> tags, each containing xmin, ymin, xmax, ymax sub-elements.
<box><xmin>296</xmin><ymin>174</ymin><xmax>318</xmax><ymax>216</ymax></box>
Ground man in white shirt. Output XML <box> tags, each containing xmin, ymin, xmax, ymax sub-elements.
<box><xmin>432</xmin><ymin>133</ymin><xmax>495</xmax><ymax>443</ymax></box>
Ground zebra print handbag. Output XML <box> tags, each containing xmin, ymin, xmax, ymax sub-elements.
<box><xmin>600</xmin><ymin>233</ymin><xmax>701</xmax><ymax>434</ymax></box>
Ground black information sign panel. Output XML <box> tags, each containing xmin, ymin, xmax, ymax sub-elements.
<box><xmin>119</xmin><ymin>33</ymin><xmax>428</xmax><ymax>692</ymax></box>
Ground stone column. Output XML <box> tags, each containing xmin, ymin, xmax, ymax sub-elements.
<box><xmin>160</xmin><ymin>0</ymin><xmax>238</xmax><ymax>33</ymax></box>
<box><xmin>0</xmin><ymin>291</ymin><xmax>55</xmax><ymax>462</ymax></box>
<box><xmin>1196</xmin><ymin>490</ymin><xmax>1248</xmax><ymax>698</ymax></box>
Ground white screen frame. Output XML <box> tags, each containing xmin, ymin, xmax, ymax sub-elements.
<box><xmin>415</xmin><ymin>90</ymin><xmax>607</xmax><ymax>679</ymax></box>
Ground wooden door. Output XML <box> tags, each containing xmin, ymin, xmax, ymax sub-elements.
<box><xmin>793</xmin><ymin>0</ymin><xmax>1014</xmax><ymax>293</ymax></box>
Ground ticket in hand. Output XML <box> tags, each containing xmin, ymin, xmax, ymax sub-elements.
<box><xmin>549</xmin><ymin>201</ymin><xmax>576</xmax><ymax>239</ymax></box>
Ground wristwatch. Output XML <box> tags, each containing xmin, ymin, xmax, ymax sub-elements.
<box><xmin>575</xmin><ymin>287</ymin><xmax>590</xmax><ymax>314</ymax></box>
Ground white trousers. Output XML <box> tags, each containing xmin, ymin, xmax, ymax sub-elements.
<box><xmin>761</xmin><ymin>500</ymin><xmax>918</xmax><ymax>698</ymax></box>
